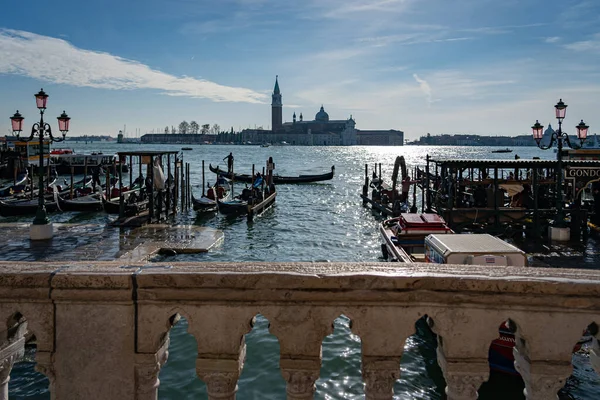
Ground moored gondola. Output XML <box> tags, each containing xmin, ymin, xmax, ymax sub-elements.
<box><xmin>192</xmin><ymin>176</ymin><xmax>230</xmax><ymax>212</ymax></box>
<box><xmin>101</xmin><ymin>191</ymin><xmax>149</xmax><ymax>216</ymax></box>
<box><xmin>209</xmin><ymin>164</ymin><xmax>334</xmax><ymax>184</ymax></box>
<box><xmin>0</xmin><ymin>173</ymin><xmax>29</xmax><ymax>197</ymax></box>
<box><xmin>217</xmin><ymin>157</ymin><xmax>277</xmax><ymax>220</ymax></box>
<box><xmin>0</xmin><ymin>197</ymin><xmax>58</xmax><ymax>217</ymax></box>
<box><xmin>58</xmin><ymin>193</ymin><xmax>103</xmax><ymax>212</ymax></box>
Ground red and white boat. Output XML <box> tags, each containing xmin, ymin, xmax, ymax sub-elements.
<box><xmin>379</xmin><ymin>213</ymin><xmax>453</xmax><ymax>263</ymax></box>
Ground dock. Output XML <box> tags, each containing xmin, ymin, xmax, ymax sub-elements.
<box><xmin>362</xmin><ymin>155</ymin><xmax>600</xmax><ymax>241</ymax></box>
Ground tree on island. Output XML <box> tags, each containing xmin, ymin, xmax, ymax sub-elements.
<box><xmin>164</xmin><ymin>126</ymin><xmax>169</xmax><ymax>134</ymax></box>
<box><xmin>201</xmin><ymin>124</ymin><xmax>210</xmax><ymax>134</ymax></box>
<box><xmin>179</xmin><ymin>121</ymin><xmax>190</xmax><ymax>134</ymax></box>
<box><xmin>190</xmin><ymin>121</ymin><xmax>199</xmax><ymax>134</ymax></box>
<box><xmin>171</xmin><ymin>126</ymin><xmax>176</xmax><ymax>134</ymax></box>
<box><xmin>210</xmin><ymin>124</ymin><xmax>220</xmax><ymax>135</ymax></box>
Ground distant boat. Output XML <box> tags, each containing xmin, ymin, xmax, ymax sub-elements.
<box><xmin>182</xmin><ymin>147</ymin><xmax>193</xmax><ymax>151</ymax></box>
<box><xmin>491</xmin><ymin>148</ymin><xmax>512</xmax><ymax>153</ymax></box>
<box><xmin>261</xmin><ymin>143</ymin><xmax>271</xmax><ymax>148</ymax></box>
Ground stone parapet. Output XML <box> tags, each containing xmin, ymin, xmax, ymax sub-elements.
<box><xmin>0</xmin><ymin>261</ymin><xmax>598</xmax><ymax>399</ymax></box>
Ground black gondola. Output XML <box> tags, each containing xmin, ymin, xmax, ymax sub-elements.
<box><xmin>101</xmin><ymin>192</ymin><xmax>149</xmax><ymax>216</ymax></box>
<box><xmin>0</xmin><ymin>197</ymin><xmax>58</xmax><ymax>217</ymax></box>
<box><xmin>217</xmin><ymin>185</ymin><xmax>276</xmax><ymax>220</ymax></box>
<box><xmin>58</xmin><ymin>194</ymin><xmax>103</xmax><ymax>212</ymax></box>
<box><xmin>0</xmin><ymin>173</ymin><xmax>29</xmax><ymax>197</ymax></box>
<box><xmin>209</xmin><ymin>164</ymin><xmax>334</xmax><ymax>184</ymax></box>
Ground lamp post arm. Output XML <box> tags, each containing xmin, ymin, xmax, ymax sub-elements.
<box><xmin>45</xmin><ymin>124</ymin><xmax>63</xmax><ymax>143</ymax></box>
<box><xmin>536</xmin><ymin>133</ymin><xmax>556</xmax><ymax>151</ymax></box>
<box><xmin>562</xmin><ymin>132</ymin><xmax>583</xmax><ymax>150</ymax></box>
<box><xmin>22</xmin><ymin>123</ymin><xmax>41</xmax><ymax>143</ymax></box>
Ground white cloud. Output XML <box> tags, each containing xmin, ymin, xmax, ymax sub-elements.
<box><xmin>413</xmin><ymin>73</ymin><xmax>433</xmax><ymax>105</ymax></box>
<box><xmin>0</xmin><ymin>29</ymin><xmax>267</xmax><ymax>103</ymax></box>
<box><xmin>564</xmin><ymin>33</ymin><xmax>600</xmax><ymax>52</ymax></box>
<box><xmin>545</xmin><ymin>36</ymin><xmax>560</xmax><ymax>43</ymax></box>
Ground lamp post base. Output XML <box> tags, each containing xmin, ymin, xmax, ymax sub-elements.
<box><xmin>549</xmin><ymin>226</ymin><xmax>570</xmax><ymax>241</ymax></box>
<box><xmin>30</xmin><ymin>223</ymin><xmax>54</xmax><ymax>241</ymax></box>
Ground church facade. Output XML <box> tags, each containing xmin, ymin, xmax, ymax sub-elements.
<box><xmin>241</xmin><ymin>77</ymin><xmax>403</xmax><ymax>146</ymax></box>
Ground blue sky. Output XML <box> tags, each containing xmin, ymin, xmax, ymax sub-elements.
<box><xmin>1</xmin><ymin>0</ymin><xmax>600</xmax><ymax>138</ymax></box>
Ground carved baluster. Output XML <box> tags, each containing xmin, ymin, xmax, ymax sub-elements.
<box><xmin>280</xmin><ymin>359</ymin><xmax>320</xmax><ymax>399</ymax></box>
<box><xmin>0</xmin><ymin>336</ymin><xmax>25</xmax><ymax>400</ymax></box>
<box><xmin>348</xmin><ymin>307</ymin><xmax>422</xmax><ymax>400</ymax></box>
<box><xmin>436</xmin><ymin>346</ymin><xmax>488</xmax><ymax>400</ymax></box>
<box><xmin>513</xmin><ymin>334</ymin><xmax>572</xmax><ymax>400</ymax></box>
<box><xmin>196</xmin><ymin>345</ymin><xmax>245</xmax><ymax>400</ymax></box>
<box><xmin>265</xmin><ymin>306</ymin><xmax>337</xmax><ymax>400</ymax></box>
<box><xmin>189</xmin><ymin>306</ymin><xmax>255</xmax><ymax>400</ymax></box>
<box><xmin>362</xmin><ymin>357</ymin><xmax>400</xmax><ymax>400</ymax></box>
<box><xmin>135</xmin><ymin>336</ymin><xmax>169</xmax><ymax>400</ymax></box>
<box><xmin>429</xmin><ymin>309</ymin><xmax>499</xmax><ymax>400</ymax></box>
<box><xmin>512</xmin><ymin>313</ymin><xmax>590</xmax><ymax>400</ymax></box>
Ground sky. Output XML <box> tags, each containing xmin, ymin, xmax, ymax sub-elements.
<box><xmin>1</xmin><ymin>0</ymin><xmax>600</xmax><ymax>139</ymax></box>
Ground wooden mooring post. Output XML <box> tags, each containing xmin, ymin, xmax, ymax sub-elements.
<box><xmin>362</xmin><ymin>163</ymin><xmax>369</xmax><ymax>206</ymax></box>
<box><xmin>180</xmin><ymin>159</ymin><xmax>185</xmax><ymax>211</ymax></box>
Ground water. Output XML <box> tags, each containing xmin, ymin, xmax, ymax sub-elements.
<box><xmin>5</xmin><ymin>144</ymin><xmax>598</xmax><ymax>399</ymax></box>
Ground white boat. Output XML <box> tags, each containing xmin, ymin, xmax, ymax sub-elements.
<box><xmin>6</xmin><ymin>136</ymin><xmax>50</xmax><ymax>167</ymax></box>
<box><xmin>50</xmin><ymin>152</ymin><xmax>128</xmax><ymax>174</ymax></box>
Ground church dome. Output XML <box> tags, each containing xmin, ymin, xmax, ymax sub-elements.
<box><xmin>315</xmin><ymin>106</ymin><xmax>329</xmax><ymax>122</ymax></box>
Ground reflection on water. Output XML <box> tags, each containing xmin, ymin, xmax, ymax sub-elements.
<box><xmin>5</xmin><ymin>144</ymin><xmax>598</xmax><ymax>399</ymax></box>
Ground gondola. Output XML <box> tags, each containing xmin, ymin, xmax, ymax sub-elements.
<box><xmin>0</xmin><ymin>197</ymin><xmax>58</xmax><ymax>217</ymax></box>
<box><xmin>191</xmin><ymin>195</ymin><xmax>218</xmax><ymax>212</ymax></box>
<box><xmin>58</xmin><ymin>193</ymin><xmax>103</xmax><ymax>212</ymax></box>
<box><xmin>0</xmin><ymin>173</ymin><xmax>29</xmax><ymax>197</ymax></box>
<box><xmin>209</xmin><ymin>164</ymin><xmax>334</xmax><ymax>184</ymax></box>
<box><xmin>217</xmin><ymin>185</ymin><xmax>276</xmax><ymax>219</ymax></box>
<box><xmin>101</xmin><ymin>191</ymin><xmax>149</xmax><ymax>216</ymax></box>
<box><xmin>192</xmin><ymin>178</ymin><xmax>230</xmax><ymax>212</ymax></box>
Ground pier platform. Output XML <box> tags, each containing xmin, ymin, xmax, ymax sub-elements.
<box><xmin>0</xmin><ymin>223</ymin><xmax>223</xmax><ymax>263</ymax></box>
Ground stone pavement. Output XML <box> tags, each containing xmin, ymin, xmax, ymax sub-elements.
<box><xmin>0</xmin><ymin>223</ymin><xmax>223</xmax><ymax>263</ymax></box>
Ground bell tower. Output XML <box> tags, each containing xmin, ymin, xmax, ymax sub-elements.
<box><xmin>271</xmin><ymin>75</ymin><xmax>283</xmax><ymax>131</ymax></box>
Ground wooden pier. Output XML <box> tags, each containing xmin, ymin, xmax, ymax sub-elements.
<box><xmin>110</xmin><ymin>150</ymin><xmax>190</xmax><ymax>227</ymax></box>
<box><xmin>362</xmin><ymin>154</ymin><xmax>600</xmax><ymax>240</ymax></box>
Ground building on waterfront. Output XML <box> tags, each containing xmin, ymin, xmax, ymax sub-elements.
<box><xmin>411</xmin><ymin>133</ymin><xmax>539</xmax><ymax>147</ymax></box>
<box><xmin>140</xmin><ymin>133</ymin><xmax>217</xmax><ymax>144</ymax></box>
<box><xmin>241</xmin><ymin>77</ymin><xmax>404</xmax><ymax>146</ymax></box>
<box><xmin>356</xmin><ymin>129</ymin><xmax>404</xmax><ymax>145</ymax></box>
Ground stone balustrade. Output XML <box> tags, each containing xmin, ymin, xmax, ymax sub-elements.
<box><xmin>0</xmin><ymin>261</ymin><xmax>599</xmax><ymax>400</ymax></box>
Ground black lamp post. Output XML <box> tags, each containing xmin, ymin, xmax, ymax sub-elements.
<box><xmin>10</xmin><ymin>89</ymin><xmax>70</xmax><ymax>230</ymax></box>
<box><xmin>532</xmin><ymin>99</ymin><xmax>589</xmax><ymax>229</ymax></box>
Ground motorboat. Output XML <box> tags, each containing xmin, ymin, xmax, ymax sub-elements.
<box><xmin>379</xmin><ymin>213</ymin><xmax>454</xmax><ymax>262</ymax></box>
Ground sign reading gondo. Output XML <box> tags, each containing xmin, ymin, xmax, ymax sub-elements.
<box><xmin>564</xmin><ymin>166</ymin><xmax>600</xmax><ymax>198</ymax></box>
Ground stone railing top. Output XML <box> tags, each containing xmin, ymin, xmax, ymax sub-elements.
<box><xmin>1</xmin><ymin>262</ymin><xmax>600</xmax><ymax>299</ymax></box>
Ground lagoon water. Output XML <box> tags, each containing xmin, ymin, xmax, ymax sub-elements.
<box><xmin>6</xmin><ymin>144</ymin><xmax>598</xmax><ymax>399</ymax></box>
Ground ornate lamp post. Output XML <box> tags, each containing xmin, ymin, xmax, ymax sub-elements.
<box><xmin>532</xmin><ymin>99</ymin><xmax>588</xmax><ymax>239</ymax></box>
<box><xmin>10</xmin><ymin>89</ymin><xmax>70</xmax><ymax>240</ymax></box>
